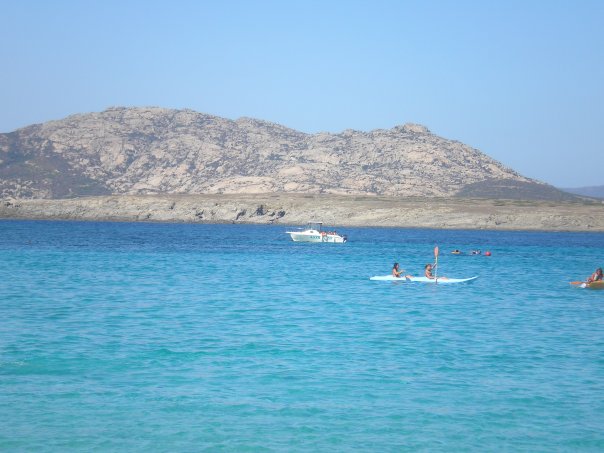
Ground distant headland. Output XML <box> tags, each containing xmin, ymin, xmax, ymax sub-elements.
<box><xmin>2</xmin><ymin>107</ymin><xmax>602</xmax><ymax>231</ymax></box>
<box><xmin>0</xmin><ymin>106</ymin><xmax>575</xmax><ymax>201</ymax></box>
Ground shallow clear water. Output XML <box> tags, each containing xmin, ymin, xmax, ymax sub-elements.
<box><xmin>1</xmin><ymin>220</ymin><xmax>603</xmax><ymax>451</ymax></box>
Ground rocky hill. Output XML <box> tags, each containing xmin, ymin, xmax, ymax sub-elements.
<box><xmin>0</xmin><ymin>107</ymin><xmax>572</xmax><ymax>200</ymax></box>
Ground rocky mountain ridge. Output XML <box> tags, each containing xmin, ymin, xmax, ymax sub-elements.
<box><xmin>0</xmin><ymin>107</ymin><xmax>572</xmax><ymax>200</ymax></box>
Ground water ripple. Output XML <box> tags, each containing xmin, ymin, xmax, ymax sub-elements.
<box><xmin>1</xmin><ymin>221</ymin><xmax>604</xmax><ymax>451</ymax></box>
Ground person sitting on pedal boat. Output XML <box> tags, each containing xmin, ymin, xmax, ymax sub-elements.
<box><xmin>587</xmin><ymin>268</ymin><xmax>603</xmax><ymax>283</ymax></box>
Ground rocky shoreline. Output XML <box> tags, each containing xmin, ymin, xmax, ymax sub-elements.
<box><xmin>1</xmin><ymin>193</ymin><xmax>604</xmax><ymax>232</ymax></box>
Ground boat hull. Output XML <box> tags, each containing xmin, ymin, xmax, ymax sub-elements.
<box><xmin>287</xmin><ymin>232</ymin><xmax>346</xmax><ymax>243</ymax></box>
<box><xmin>580</xmin><ymin>281</ymin><xmax>604</xmax><ymax>290</ymax></box>
<box><xmin>369</xmin><ymin>275</ymin><xmax>478</xmax><ymax>284</ymax></box>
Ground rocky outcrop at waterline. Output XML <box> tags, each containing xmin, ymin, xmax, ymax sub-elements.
<box><xmin>1</xmin><ymin>194</ymin><xmax>602</xmax><ymax>232</ymax></box>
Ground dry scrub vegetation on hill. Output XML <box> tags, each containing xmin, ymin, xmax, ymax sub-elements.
<box><xmin>1</xmin><ymin>107</ymin><xmax>573</xmax><ymax>201</ymax></box>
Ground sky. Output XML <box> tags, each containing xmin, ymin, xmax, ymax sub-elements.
<box><xmin>1</xmin><ymin>0</ymin><xmax>602</xmax><ymax>187</ymax></box>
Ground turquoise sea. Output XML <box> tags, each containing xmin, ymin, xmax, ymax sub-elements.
<box><xmin>1</xmin><ymin>220</ymin><xmax>604</xmax><ymax>451</ymax></box>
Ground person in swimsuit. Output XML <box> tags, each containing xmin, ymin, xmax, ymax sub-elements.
<box><xmin>424</xmin><ymin>263</ymin><xmax>447</xmax><ymax>280</ymax></box>
<box><xmin>424</xmin><ymin>263</ymin><xmax>436</xmax><ymax>279</ymax></box>
<box><xmin>392</xmin><ymin>263</ymin><xmax>405</xmax><ymax>278</ymax></box>
<box><xmin>587</xmin><ymin>267</ymin><xmax>603</xmax><ymax>283</ymax></box>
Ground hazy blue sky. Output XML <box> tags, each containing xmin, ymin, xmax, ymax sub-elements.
<box><xmin>1</xmin><ymin>0</ymin><xmax>602</xmax><ymax>187</ymax></box>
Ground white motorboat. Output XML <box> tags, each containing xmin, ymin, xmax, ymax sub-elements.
<box><xmin>286</xmin><ymin>222</ymin><xmax>347</xmax><ymax>243</ymax></box>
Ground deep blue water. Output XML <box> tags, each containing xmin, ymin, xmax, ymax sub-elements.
<box><xmin>1</xmin><ymin>220</ymin><xmax>604</xmax><ymax>451</ymax></box>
